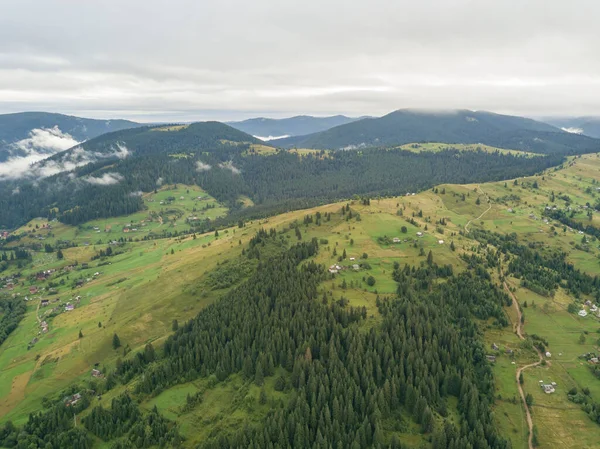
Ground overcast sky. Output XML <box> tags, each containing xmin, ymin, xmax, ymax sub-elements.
<box><xmin>1</xmin><ymin>0</ymin><xmax>599</xmax><ymax>122</ymax></box>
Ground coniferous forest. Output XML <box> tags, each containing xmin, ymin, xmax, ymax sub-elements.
<box><xmin>0</xmin><ymin>226</ymin><xmax>514</xmax><ymax>448</ymax></box>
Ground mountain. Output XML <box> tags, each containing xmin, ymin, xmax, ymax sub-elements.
<box><xmin>0</xmin><ymin>117</ymin><xmax>563</xmax><ymax>229</ymax></box>
<box><xmin>543</xmin><ymin>117</ymin><xmax>600</xmax><ymax>138</ymax></box>
<box><xmin>0</xmin><ymin>112</ymin><xmax>142</xmax><ymax>163</ymax></box>
<box><xmin>272</xmin><ymin>109</ymin><xmax>600</xmax><ymax>154</ymax></box>
<box><xmin>227</xmin><ymin>115</ymin><xmax>360</xmax><ymax>139</ymax></box>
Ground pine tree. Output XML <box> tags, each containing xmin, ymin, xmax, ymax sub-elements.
<box><xmin>112</xmin><ymin>333</ymin><xmax>121</xmax><ymax>349</ymax></box>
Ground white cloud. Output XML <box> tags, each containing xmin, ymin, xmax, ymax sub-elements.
<box><xmin>128</xmin><ymin>190</ymin><xmax>143</xmax><ymax>196</ymax></box>
<box><xmin>196</xmin><ymin>161</ymin><xmax>212</xmax><ymax>172</ymax></box>
<box><xmin>83</xmin><ymin>172</ymin><xmax>124</xmax><ymax>185</ymax></box>
<box><xmin>0</xmin><ymin>141</ymin><xmax>131</xmax><ymax>180</ymax></box>
<box><xmin>156</xmin><ymin>177</ymin><xmax>164</xmax><ymax>186</ymax></box>
<box><xmin>11</xmin><ymin>187</ymin><xmax>20</xmax><ymax>195</ymax></box>
<box><xmin>218</xmin><ymin>160</ymin><xmax>241</xmax><ymax>175</ymax></box>
<box><xmin>254</xmin><ymin>135</ymin><xmax>290</xmax><ymax>141</ymax></box>
<box><xmin>13</xmin><ymin>126</ymin><xmax>80</xmax><ymax>153</ymax></box>
<box><xmin>561</xmin><ymin>127</ymin><xmax>584</xmax><ymax>134</ymax></box>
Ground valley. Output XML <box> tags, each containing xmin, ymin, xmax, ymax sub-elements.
<box><xmin>1</xmin><ymin>152</ymin><xmax>600</xmax><ymax>447</ymax></box>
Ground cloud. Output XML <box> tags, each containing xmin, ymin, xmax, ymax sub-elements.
<box><xmin>218</xmin><ymin>160</ymin><xmax>241</xmax><ymax>175</ymax></box>
<box><xmin>13</xmin><ymin>126</ymin><xmax>80</xmax><ymax>153</ymax></box>
<box><xmin>0</xmin><ymin>141</ymin><xmax>131</xmax><ymax>180</ymax></box>
<box><xmin>561</xmin><ymin>127</ymin><xmax>584</xmax><ymax>134</ymax></box>
<box><xmin>156</xmin><ymin>177</ymin><xmax>164</xmax><ymax>186</ymax></box>
<box><xmin>83</xmin><ymin>172</ymin><xmax>124</xmax><ymax>185</ymax></box>
<box><xmin>12</xmin><ymin>187</ymin><xmax>20</xmax><ymax>195</ymax></box>
<box><xmin>1</xmin><ymin>2</ymin><xmax>600</xmax><ymax>119</ymax></box>
<box><xmin>128</xmin><ymin>190</ymin><xmax>143</xmax><ymax>196</ymax></box>
<box><xmin>196</xmin><ymin>161</ymin><xmax>212</xmax><ymax>172</ymax></box>
<box><xmin>254</xmin><ymin>135</ymin><xmax>290</xmax><ymax>141</ymax></box>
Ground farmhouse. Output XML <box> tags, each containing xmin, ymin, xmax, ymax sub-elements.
<box><xmin>392</xmin><ymin>237</ymin><xmax>401</xmax><ymax>243</ymax></box>
<box><xmin>541</xmin><ymin>384</ymin><xmax>555</xmax><ymax>394</ymax></box>
<box><xmin>65</xmin><ymin>303</ymin><xmax>74</xmax><ymax>311</ymax></box>
<box><xmin>29</xmin><ymin>286</ymin><xmax>38</xmax><ymax>294</ymax></box>
<box><xmin>438</xmin><ymin>240</ymin><xmax>444</xmax><ymax>244</ymax></box>
<box><xmin>91</xmin><ymin>369</ymin><xmax>104</xmax><ymax>378</ymax></box>
<box><xmin>416</xmin><ymin>232</ymin><xmax>423</xmax><ymax>237</ymax></box>
<box><xmin>40</xmin><ymin>299</ymin><xmax>49</xmax><ymax>307</ymax></box>
<box><xmin>352</xmin><ymin>264</ymin><xmax>360</xmax><ymax>271</ymax></box>
<box><xmin>491</xmin><ymin>343</ymin><xmax>499</xmax><ymax>350</ymax></box>
<box><xmin>578</xmin><ymin>309</ymin><xmax>588</xmax><ymax>317</ymax></box>
<box><xmin>485</xmin><ymin>355</ymin><xmax>496</xmax><ymax>362</ymax></box>
<box><xmin>64</xmin><ymin>393</ymin><xmax>82</xmax><ymax>407</ymax></box>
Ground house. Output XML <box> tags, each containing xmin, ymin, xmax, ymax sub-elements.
<box><xmin>590</xmin><ymin>357</ymin><xmax>599</xmax><ymax>364</ymax></box>
<box><xmin>29</xmin><ymin>286</ymin><xmax>38</xmax><ymax>294</ymax></box>
<box><xmin>585</xmin><ymin>300</ymin><xmax>592</xmax><ymax>306</ymax></box>
<box><xmin>486</xmin><ymin>355</ymin><xmax>496</xmax><ymax>362</ymax></box>
<box><xmin>438</xmin><ymin>240</ymin><xmax>444</xmax><ymax>244</ymax></box>
<box><xmin>578</xmin><ymin>309</ymin><xmax>588</xmax><ymax>317</ymax></box>
<box><xmin>541</xmin><ymin>384</ymin><xmax>555</xmax><ymax>394</ymax></box>
<box><xmin>507</xmin><ymin>208</ymin><xmax>513</xmax><ymax>213</ymax></box>
<box><xmin>328</xmin><ymin>265</ymin><xmax>339</xmax><ymax>274</ymax></box>
<box><xmin>352</xmin><ymin>264</ymin><xmax>360</xmax><ymax>271</ymax></box>
<box><xmin>349</xmin><ymin>257</ymin><xmax>355</xmax><ymax>261</ymax></box>
<box><xmin>91</xmin><ymin>369</ymin><xmax>104</xmax><ymax>378</ymax></box>
<box><xmin>41</xmin><ymin>321</ymin><xmax>48</xmax><ymax>332</ymax></box>
<box><xmin>416</xmin><ymin>232</ymin><xmax>423</xmax><ymax>237</ymax></box>
<box><xmin>392</xmin><ymin>237</ymin><xmax>401</xmax><ymax>243</ymax></box>
<box><xmin>65</xmin><ymin>303</ymin><xmax>74</xmax><ymax>311</ymax></box>
<box><xmin>492</xmin><ymin>343</ymin><xmax>499</xmax><ymax>350</ymax></box>
<box><xmin>40</xmin><ymin>299</ymin><xmax>49</xmax><ymax>307</ymax></box>
<box><xmin>545</xmin><ymin>351</ymin><xmax>551</xmax><ymax>358</ymax></box>
<box><xmin>591</xmin><ymin>305</ymin><xmax>598</xmax><ymax>313</ymax></box>
<box><xmin>505</xmin><ymin>349</ymin><xmax>514</xmax><ymax>355</ymax></box>
<box><xmin>64</xmin><ymin>393</ymin><xmax>82</xmax><ymax>407</ymax></box>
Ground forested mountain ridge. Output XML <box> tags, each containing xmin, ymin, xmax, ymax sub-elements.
<box><xmin>273</xmin><ymin>109</ymin><xmax>600</xmax><ymax>154</ymax></box>
<box><xmin>0</xmin><ymin>112</ymin><xmax>142</xmax><ymax>162</ymax></box>
<box><xmin>227</xmin><ymin>115</ymin><xmax>360</xmax><ymax>138</ymax></box>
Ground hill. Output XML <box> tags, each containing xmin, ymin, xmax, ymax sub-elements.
<box><xmin>2</xmin><ymin>154</ymin><xmax>600</xmax><ymax>448</ymax></box>
<box><xmin>544</xmin><ymin>116</ymin><xmax>600</xmax><ymax>138</ymax></box>
<box><xmin>226</xmin><ymin>114</ymin><xmax>359</xmax><ymax>139</ymax></box>
<box><xmin>272</xmin><ymin>109</ymin><xmax>600</xmax><ymax>154</ymax></box>
<box><xmin>0</xmin><ymin>112</ymin><xmax>142</xmax><ymax>162</ymax></box>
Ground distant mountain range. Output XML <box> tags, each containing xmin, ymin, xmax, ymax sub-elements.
<box><xmin>542</xmin><ymin>117</ymin><xmax>600</xmax><ymax>139</ymax></box>
<box><xmin>227</xmin><ymin>115</ymin><xmax>360</xmax><ymax>140</ymax></box>
<box><xmin>0</xmin><ymin>112</ymin><xmax>142</xmax><ymax>162</ymax></box>
<box><xmin>272</xmin><ymin>109</ymin><xmax>600</xmax><ymax>154</ymax></box>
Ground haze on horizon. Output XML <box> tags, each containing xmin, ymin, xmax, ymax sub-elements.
<box><xmin>1</xmin><ymin>0</ymin><xmax>599</xmax><ymax>123</ymax></box>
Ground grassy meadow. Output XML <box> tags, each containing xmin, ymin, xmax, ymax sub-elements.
<box><xmin>1</xmin><ymin>154</ymin><xmax>600</xmax><ymax>447</ymax></box>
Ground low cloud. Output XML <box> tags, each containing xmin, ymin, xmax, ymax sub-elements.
<box><xmin>561</xmin><ymin>127</ymin><xmax>583</xmax><ymax>134</ymax></box>
<box><xmin>156</xmin><ymin>177</ymin><xmax>164</xmax><ymax>186</ymax></box>
<box><xmin>218</xmin><ymin>160</ymin><xmax>241</xmax><ymax>175</ymax></box>
<box><xmin>13</xmin><ymin>126</ymin><xmax>80</xmax><ymax>153</ymax></box>
<box><xmin>254</xmin><ymin>135</ymin><xmax>290</xmax><ymax>141</ymax></box>
<box><xmin>196</xmin><ymin>161</ymin><xmax>212</xmax><ymax>172</ymax></box>
<box><xmin>128</xmin><ymin>190</ymin><xmax>143</xmax><ymax>197</ymax></box>
<box><xmin>12</xmin><ymin>187</ymin><xmax>20</xmax><ymax>195</ymax></box>
<box><xmin>0</xmin><ymin>140</ymin><xmax>132</xmax><ymax>181</ymax></box>
<box><xmin>84</xmin><ymin>172</ymin><xmax>124</xmax><ymax>186</ymax></box>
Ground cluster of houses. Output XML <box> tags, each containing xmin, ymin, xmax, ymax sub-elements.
<box><xmin>328</xmin><ymin>263</ymin><xmax>362</xmax><ymax>274</ymax></box>
<box><xmin>539</xmin><ymin>380</ymin><xmax>557</xmax><ymax>394</ymax></box>
<box><xmin>40</xmin><ymin>320</ymin><xmax>48</xmax><ymax>333</ymax></box>
<box><xmin>579</xmin><ymin>352</ymin><xmax>599</xmax><ymax>364</ymax></box>
<box><xmin>578</xmin><ymin>300</ymin><xmax>600</xmax><ymax>318</ymax></box>
<box><xmin>486</xmin><ymin>343</ymin><xmax>515</xmax><ymax>363</ymax></box>
<box><xmin>0</xmin><ymin>231</ymin><xmax>9</xmax><ymax>239</ymax></box>
<box><xmin>63</xmin><ymin>392</ymin><xmax>82</xmax><ymax>407</ymax></box>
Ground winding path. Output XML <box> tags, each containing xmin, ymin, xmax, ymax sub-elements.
<box><xmin>503</xmin><ymin>280</ymin><xmax>543</xmax><ymax>449</ymax></box>
<box><xmin>465</xmin><ymin>185</ymin><xmax>492</xmax><ymax>233</ymax></box>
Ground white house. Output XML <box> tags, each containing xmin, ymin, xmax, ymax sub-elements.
<box><xmin>438</xmin><ymin>240</ymin><xmax>444</xmax><ymax>244</ymax></box>
<box><xmin>578</xmin><ymin>309</ymin><xmax>588</xmax><ymax>317</ymax></box>
<box><xmin>416</xmin><ymin>232</ymin><xmax>423</xmax><ymax>237</ymax></box>
<box><xmin>545</xmin><ymin>351</ymin><xmax>551</xmax><ymax>358</ymax></box>
<box><xmin>392</xmin><ymin>237</ymin><xmax>401</xmax><ymax>243</ymax></box>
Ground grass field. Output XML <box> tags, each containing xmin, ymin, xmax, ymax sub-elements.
<box><xmin>2</xmin><ymin>154</ymin><xmax>600</xmax><ymax>447</ymax></box>
<box><xmin>397</xmin><ymin>142</ymin><xmax>540</xmax><ymax>157</ymax></box>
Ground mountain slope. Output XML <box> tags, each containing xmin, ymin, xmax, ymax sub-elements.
<box><xmin>227</xmin><ymin>115</ymin><xmax>359</xmax><ymax>139</ymax></box>
<box><xmin>272</xmin><ymin>109</ymin><xmax>600</xmax><ymax>154</ymax></box>
<box><xmin>0</xmin><ymin>112</ymin><xmax>142</xmax><ymax>162</ymax></box>
<box><xmin>544</xmin><ymin>116</ymin><xmax>600</xmax><ymax>138</ymax></box>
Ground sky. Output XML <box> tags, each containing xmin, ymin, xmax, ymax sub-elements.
<box><xmin>1</xmin><ymin>0</ymin><xmax>599</xmax><ymax>122</ymax></box>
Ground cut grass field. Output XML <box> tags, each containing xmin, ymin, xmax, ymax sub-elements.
<box><xmin>2</xmin><ymin>154</ymin><xmax>600</xmax><ymax>447</ymax></box>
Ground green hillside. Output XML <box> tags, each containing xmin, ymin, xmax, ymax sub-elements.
<box><xmin>1</xmin><ymin>154</ymin><xmax>600</xmax><ymax>447</ymax></box>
